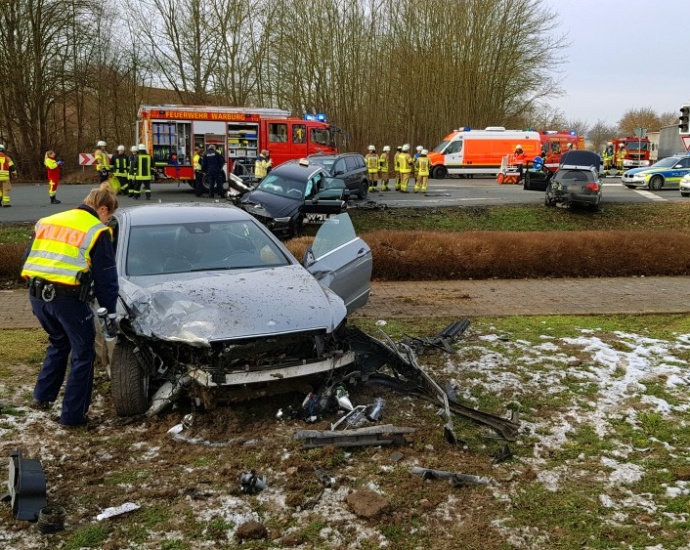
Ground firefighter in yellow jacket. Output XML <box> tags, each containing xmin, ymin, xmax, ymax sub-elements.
<box><xmin>398</xmin><ymin>144</ymin><xmax>413</xmax><ymax>192</ymax></box>
<box><xmin>616</xmin><ymin>144</ymin><xmax>627</xmax><ymax>172</ymax></box>
<box><xmin>0</xmin><ymin>144</ymin><xmax>18</xmax><ymax>207</ymax></box>
<box><xmin>378</xmin><ymin>146</ymin><xmax>391</xmax><ymax>191</ymax></box>
<box><xmin>365</xmin><ymin>145</ymin><xmax>379</xmax><ymax>192</ymax></box>
<box><xmin>394</xmin><ymin>145</ymin><xmax>403</xmax><ymax>190</ymax></box>
<box><xmin>414</xmin><ymin>149</ymin><xmax>430</xmax><ymax>193</ymax></box>
<box><xmin>94</xmin><ymin>140</ymin><xmax>111</xmax><ymax>183</ymax></box>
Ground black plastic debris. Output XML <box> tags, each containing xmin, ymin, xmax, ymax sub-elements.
<box><xmin>239</xmin><ymin>470</ymin><xmax>267</xmax><ymax>494</ymax></box>
<box><xmin>402</xmin><ymin>318</ymin><xmax>471</xmax><ymax>353</ymax></box>
<box><xmin>4</xmin><ymin>450</ymin><xmax>47</xmax><ymax>522</ymax></box>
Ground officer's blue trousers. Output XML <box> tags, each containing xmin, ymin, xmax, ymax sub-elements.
<box><xmin>30</xmin><ymin>295</ymin><xmax>95</xmax><ymax>426</ymax></box>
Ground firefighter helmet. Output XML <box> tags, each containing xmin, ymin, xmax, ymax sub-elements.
<box><xmin>416</xmin><ymin>145</ymin><xmax>423</xmax><ymax>152</ymax></box>
<box><xmin>607</xmin><ymin>141</ymin><xmax>613</xmax><ymax>146</ymax></box>
<box><xmin>97</xmin><ymin>140</ymin><xmax>106</xmax><ymax>147</ymax></box>
<box><xmin>421</xmin><ymin>149</ymin><xmax>428</xmax><ymax>155</ymax></box>
<box><xmin>0</xmin><ymin>144</ymin><xmax>5</xmax><ymax>151</ymax></box>
<box><xmin>383</xmin><ymin>146</ymin><xmax>391</xmax><ymax>152</ymax></box>
<box><xmin>515</xmin><ymin>144</ymin><xmax>523</xmax><ymax>151</ymax></box>
<box><xmin>138</xmin><ymin>144</ymin><xmax>146</xmax><ymax>151</ymax></box>
<box><xmin>130</xmin><ymin>145</ymin><xmax>137</xmax><ymax>153</ymax></box>
<box><xmin>368</xmin><ymin>145</ymin><xmax>375</xmax><ymax>151</ymax></box>
<box><xmin>567</xmin><ymin>143</ymin><xmax>573</xmax><ymax>149</ymax></box>
<box><xmin>402</xmin><ymin>144</ymin><xmax>410</xmax><ymax>152</ymax></box>
<box><xmin>396</xmin><ymin>145</ymin><xmax>402</xmax><ymax>151</ymax></box>
<box><xmin>117</xmin><ymin>145</ymin><xmax>125</xmax><ymax>152</ymax></box>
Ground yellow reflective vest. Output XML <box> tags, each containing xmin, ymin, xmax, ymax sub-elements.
<box><xmin>94</xmin><ymin>149</ymin><xmax>111</xmax><ymax>172</ymax></box>
<box><xmin>366</xmin><ymin>153</ymin><xmax>379</xmax><ymax>173</ymax></box>
<box><xmin>193</xmin><ymin>153</ymin><xmax>202</xmax><ymax>171</ymax></box>
<box><xmin>398</xmin><ymin>153</ymin><xmax>413</xmax><ymax>173</ymax></box>
<box><xmin>255</xmin><ymin>155</ymin><xmax>272</xmax><ymax>178</ymax></box>
<box><xmin>378</xmin><ymin>153</ymin><xmax>389</xmax><ymax>173</ymax></box>
<box><xmin>416</xmin><ymin>156</ymin><xmax>430</xmax><ymax>177</ymax></box>
<box><xmin>0</xmin><ymin>152</ymin><xmax>16</xmax><ymax>181</ymax></box>
<box><xmin>21</xmin><ymin>209</ymin><xmax>110</xmax><ymax>286</ymax></box>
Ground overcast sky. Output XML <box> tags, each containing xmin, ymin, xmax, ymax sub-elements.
<box><xmin>541</xmin><ymin>0</ymin><xmax>690</xmax><ymax>126</ymax></box>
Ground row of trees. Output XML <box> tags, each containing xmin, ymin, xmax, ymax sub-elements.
<box><xmin>0</xmin><ymin>0</ymin><xmax>675</xmax><ymax>179</ymax></box>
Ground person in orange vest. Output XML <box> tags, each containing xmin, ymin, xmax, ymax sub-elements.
<box><xmin>512</xmin><ymin>144</ymin><xmax>526</xmax><ymax>180</ymax></box>
<box><xmin>398</xmin><ymin>144</ymin><xmax>413</xmax><ymax>192</ymax></box>
<box><xmin>21</xmin><ymin>182</ymin><xmax>119</xmax><ymax>427</ymax></box>
<box><xmin>414</xmin><ymin>149</ymin><xmax>430</xmax><ymax>193</ymax></box>
<box><xmin>366</xmin><ymin>145</ymin><xmax>379</xmax><ymax>192</ymax></box>
<box><xmin>0</xmin><ymin>144</ymin><xmax>18</xmax><ymax>207</ymax></box>
<box><xmin>44</xmin><ymin>150</ymin><xmax>63</xmax><ymax>204</ymax></box>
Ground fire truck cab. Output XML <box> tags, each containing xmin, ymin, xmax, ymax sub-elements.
<box><xmin>614</xmin><ymin>136</ymin><xmax>652</xmax><ymax>169</ymax></box>
<box><xmin>539</xmin><ymin>131</ymin><xmax>586</xmax><ymax>171</ymax></box>
<box><xmin>136</xmin><ymin>105</ymin><xmax>338</xmax><ymax>184</ymax></box>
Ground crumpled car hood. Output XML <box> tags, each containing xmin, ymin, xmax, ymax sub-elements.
<box><xmin>241</xmin><ymin>190</ymin><xmax>299</xmax><ymax>219</ymax></box>
<box><xmin>118</xmin><ymin>265</ymin><xmax>347</xmax><ymax>346</ymax></box>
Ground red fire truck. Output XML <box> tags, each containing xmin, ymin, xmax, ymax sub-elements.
<box><xmin>136</xmin><ymin>105</ymin><xmax>338</xmax><ymax>183</ymax></box>
<box><xmin>539</xmin><ymin>131</ymin><xmax>586</xmax><ymax>171</ymax></box>
<box><xmin>614</xmin><ymin>136</ymin><xmax>652</xmax><ymax>169</ymax></box>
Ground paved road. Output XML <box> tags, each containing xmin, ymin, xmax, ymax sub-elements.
<box><xmin>0</xmin><ymin>176</ymin><xmax>684</xmax><ymax>224</ymax></box>
<box><xmin>2</xmin><ymin>276</ymin><xmax>689</xmax><ymax>330</ymax></box>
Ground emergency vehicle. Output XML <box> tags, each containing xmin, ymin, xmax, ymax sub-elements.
<box><xmin>136</xmin><ymin>105</ymin><xmax>338</xmax><ymax>183</ymax></box>
<box><xmin>427</xmin><ymin>127</ymin><xmax>543</xmax><ymax>179</ymax></box>
<box><xmin>540</xmin><ymin>131</ymin><xmax>586</xmax><ymax>171</ymax></box>
<box><xmin>614</xmin><ymin>136</ymin><xmax>652</xmax><ymax>169</ymax></box>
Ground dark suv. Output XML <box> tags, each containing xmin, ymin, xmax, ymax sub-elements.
<box><xmin>307</xmin><ymin>153</ymin><xmax>369</xmax><ymax>199</ymax></box>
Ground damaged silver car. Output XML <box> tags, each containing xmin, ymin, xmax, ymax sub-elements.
<box><xmin>97</xmin><ymin>204</ymin><xmax>372</xmax><ymax>417</ymax></box>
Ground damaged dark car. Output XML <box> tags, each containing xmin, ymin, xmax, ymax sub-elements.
<box><xmin>97</xmin><ymin>204</ymin><xmax>372</xmax><ymax>417</ymax></box>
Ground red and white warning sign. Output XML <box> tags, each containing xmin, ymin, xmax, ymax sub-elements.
<box><xmin>79</xmin><ymin>153</ymin><xmax>96</xmax><ymax>166</ymax></box>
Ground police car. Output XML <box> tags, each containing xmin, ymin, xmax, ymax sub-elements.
<box><xmin>621</xmin><ymin>155</ymin><xmax>690</xmax><ymax>190</ymax></box>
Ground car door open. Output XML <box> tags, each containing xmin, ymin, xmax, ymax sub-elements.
<box><xmin>304</xmin><ymin>213</ymin><xmax>372</xmax><ymax>314</ymax></box>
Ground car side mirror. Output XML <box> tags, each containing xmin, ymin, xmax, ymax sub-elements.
<box><xmin>302</xmin><ymin>247</ymin><xmax>315</xmax><ymax>268</ymax></box>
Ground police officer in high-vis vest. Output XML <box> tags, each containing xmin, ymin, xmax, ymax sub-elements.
<box><xmin>21</xmin><ymin>183</ymin><xmax>119</xmax><ymax>427</ymax></box>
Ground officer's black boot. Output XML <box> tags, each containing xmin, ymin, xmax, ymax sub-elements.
<box><xmin>50</xmin><ymin>196</ymin><xmax>61</xmax><ymax>204</ymax></box>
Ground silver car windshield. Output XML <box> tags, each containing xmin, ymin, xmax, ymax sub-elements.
<box><xmin>126</xmin><ymin>220</ymin><xmax>291</xmax><ymax>276</ymax></box>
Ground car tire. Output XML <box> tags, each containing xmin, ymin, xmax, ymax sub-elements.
<box><xmin>431</xmin><ymin>165</ymin><xmax>447</xmax><ymax>180</ymax></box>
<box><xmin>649</xmin><ymin>176</ymin><xmax>663</xmax><ymax>191</ymax></box>
<box><xmin>111</xmin><ymin>341</ymin><xmax>150</xmax><ymax>417</ymax></box>
<box><xmin>359</xmin><ymin>180</ymin><xmax>368</xmax><ymax>200</ymax></box>
<box><xmin>624</xmin><ymin>184</ymin><xmax>635</xmax><ymax>189</ymax></box>
<box><xmin>544</xmin><ymin>183</ymin><xmax>556</xmax><ymax>207</ymax></box>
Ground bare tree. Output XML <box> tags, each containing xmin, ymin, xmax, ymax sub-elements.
<box><xmin>618</xmin><ymin>106</ymin><xmax>661</xmax><ymax>135</ymax></box>
<box><xmin>588</xmin><ymin>119</ymin><xmax>618</xmax><ymax>153</ymax></box>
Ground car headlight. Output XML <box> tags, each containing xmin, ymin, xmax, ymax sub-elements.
<box><xmin>274</xmin><ymin>217</ymin><xmax>291</xmax><ymax>223</ymax></box>
<box><xmin>641</xmin><ymin>161</ymin><xmax>650</xmax><ymax>166</ymax></box>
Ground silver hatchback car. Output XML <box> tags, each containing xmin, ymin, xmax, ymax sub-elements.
<box><xmin>97</xmin><ymin>204</ymin><xmax>372</xmax><ymax>417</ymax></box>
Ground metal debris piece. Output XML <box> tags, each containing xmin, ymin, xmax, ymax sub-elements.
<box><xmin>312</xmin><ymin>465</ymin><xmax>336</xmax><ymax>487</ymax></box>
<box><xmin>410</xmin><ymin>467</ymin><xmax>493</xmax><ymax>486</ymax></box>
<box><xmin>96</xmin><ymin>502</ymin><xmax>141</xmax><ymax>521</ymax></box>
<box><xmin>295</xmin><ymin>424</ymin><xmax>415</xmax><ymax>449</ymax></box>
<box><xmin>167</xmin><ymin>423</ymin><xmax>228</xmax><ymax>447</ymax></box>
<box><xmin>239</xmin><ymin>471</ymin><xmax>267</xmax><ymax>494</ymax></box>
<box><xmin>402</xmin><ymin>318</ymin><xmax>471</xmax><ymax>353</ymax></box>
<box><xmin>330</xmin><ymin>405</ymin><xmax>367</xmax><ymax>431</ymax></box>
<box><xmin>344</xmin><ymin>324</ymin><xmax>521</xmax><ymax>442</ymax></box>
<box><xmin>365</xmin><ymin>397</ymin><xmax>385</xmax><ymax>422</ymax></box>
<box><xmin>491</xmin><ymin>444</ymin><xmax>514</xmax><ymax>464</ymax></box>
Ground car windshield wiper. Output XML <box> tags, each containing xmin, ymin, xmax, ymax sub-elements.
<box><xmin>189</xmin><ymin>266</ymin><xmax>232</xmax><ymax>272</ymax></box>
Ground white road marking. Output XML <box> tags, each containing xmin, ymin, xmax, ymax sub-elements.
<box><xmin>634</xmin><ymin>190</ymin><xmax>666</xmax><ymax>201</ymax></box>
